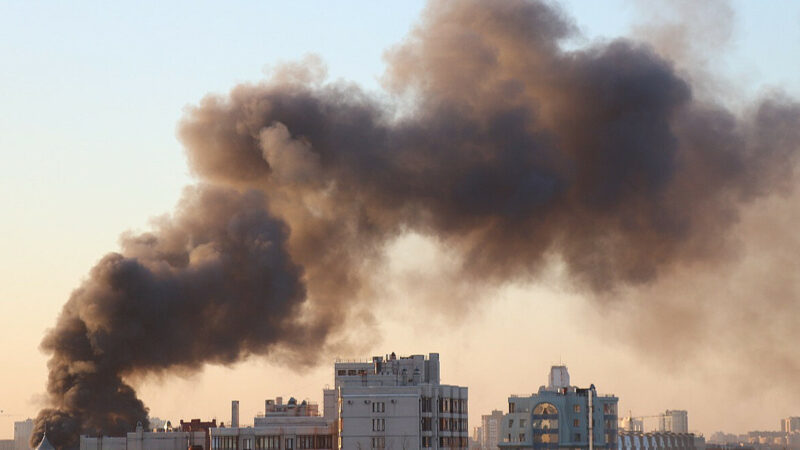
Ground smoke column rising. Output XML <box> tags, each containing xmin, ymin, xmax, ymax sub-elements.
<box><xmin>34</xmin><ymin>0</ymin><xmax>800</xmax><ymax>447</ymax></box>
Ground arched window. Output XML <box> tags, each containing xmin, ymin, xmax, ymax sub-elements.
<box><xmin>533</xmin><ymin>403</ymin><xmax>558</xmax><ymax>416</ymax></box>
<box><xmin>532</xmin><ymin>403</ymin><xmax>559</xmax><ymax>435</ymax></box>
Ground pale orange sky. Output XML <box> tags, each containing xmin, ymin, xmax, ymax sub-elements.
<box><xmin>2</xmin><ymin>0</ymin><xmax>800</xmax><ymax>442</ymax></box>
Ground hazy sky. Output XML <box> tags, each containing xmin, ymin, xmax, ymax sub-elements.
<box><xmin>1</xmin><ymin>0</ymin><xmax>799</xmax><ymax>440</ymax></box>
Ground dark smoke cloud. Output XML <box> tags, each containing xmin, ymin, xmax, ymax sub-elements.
<box><xmin>37</xmin><ymin>0</ymin><xmax>800</xmax><ymax>447</ymax></box>
<box><xmin>33</xmin><ymin>186</ymin><xmax>309</xmax><ymax>447</ymax></box>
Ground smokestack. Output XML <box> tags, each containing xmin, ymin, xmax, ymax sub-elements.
<box><xmin>32</xmin><ymin>0</ymin><xmax>800</xmax><ymax>447</ymax></box>
<box><xmin>231</xmin><ymin>401</ymin><xmax>239</xmax><ymax>429</ymax></box>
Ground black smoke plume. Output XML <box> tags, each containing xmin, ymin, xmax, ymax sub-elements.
<box><xmin>35</xmin><ymin>0</ymin><xmax>800</xmax><ymax>447</ymax></box>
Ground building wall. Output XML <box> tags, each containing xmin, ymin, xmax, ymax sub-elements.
<box><xmin>499</xmin><ymin>366</ymin><xmax>618</xmax><ymax>450</ymax></box>
<box><xmin>13</xmin><ymin>419</ymin><xmax>33</xmax><ymax>450</ymax></box>
<box><xmin>335</xmin><ymin>353</ymin><xmax>468</xmax><ymax>450</ymax></box>
<box><xmin>339</xmin><ymin>389</ymin><xmax>423</xmax><ymax>450</ymax></box>
<box><xmin>782</xmin><ymin>417</ymin><xmax>800</xmax><ymax>434</ymax></box>
<box><xmin>210</xmin><ymin>423</ymin><xmax>335</xmax><ymax>450</ymax></box>
<box><xmin>0</xmin><ymin>440</ymin><xmax>15</xmax><ymax>450</ymax></box>
<box><xmin>661</xmin><ymin>411</ymin><xmax>688</xmax><ymax>434</ymax></box>
<box><xmin>618</xmin><ymin>431</ymin><xmax>701</xmax><ymax>450</ymax></box>
<box><xmin>480</xmin><ymin>410</ymin><xmax>503</xmax><ymax>450</ymax></box>
<box><xmin>501</xmin><ymin>390</ymin><xmax>618</xmax><ymax>449</ymax></box>
<box><xmin>80</xmin><ymin>436</ymin><xmax>127</xmax><ymax>450</ymax></box>
<box><xmin>80</xmin><ymin>431</ymin><xmax>206</xmax><ymax>450</ymax></box>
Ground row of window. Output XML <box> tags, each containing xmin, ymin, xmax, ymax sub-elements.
<box><xmin>509</xmin><ymin>418</ymin><xmax>559</xmax><ymax>430</ymax></box>
<box><xmin>212</xmin><ymin>435</ymin><xmax>333</xmax><ymax>450</ymax></box>
<box><xmin>255</xmin><ymin>436</ymin><xmax>281</xmax><ymax>449</ymax></box>
<box><xmin>510</xmin><ymin>402</ymin><xmax>617</xmax><ymax>416</ymax></box>
<box><xmin>420</xmin><ymin>436</ymin><xmax>469</xmax><ymax>448</ymax></box>
<box><xmin>505</xmin><ymin>432</ymin><xmax>617</xmax><ymax>445</ymax></box>
<box><xmin>419</xmin><ymin>396</ymin><xmax>467</xmax><ymax>414</ymax></box>
<box><xmin>297</xmin><ymin>436</ymin><xmax>333</xmax><ymax>449</ymax></box>
<box><xmin>438</xmin><ymin>397</ymin><xmax>467</xmax><ymax>414</ymax></box>
<box><xmin>337</xmin><ymin>369</ymin><xmax>368</xmax><ymax>376</ymax></box>
<box><xmin>422</xmin><ymin>397</ymin><xmax>467</xmax><ymax>413</ymax></box>
<box><xmin>439</xmin><ymin>417</ymin><xmax>468</xmax><ymax>432</ymax></box>
<box><xmin>368</xmin><ymin>436</ymin><xmax>469</xmax><ymax>450</ymax></box>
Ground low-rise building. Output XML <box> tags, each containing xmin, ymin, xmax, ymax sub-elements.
<box><xmin>80</xmin><ymin>421</ymin><xmax>208</xmax><ymax>449</ymax></box>
<box><xmin>210</xmin><ymin>395</ymin><xmax>336</xmax><ymax>450</ymax></box>
<box><xmin>617</xmin><ymin>431</ymin><xmax>704</xmax><ymax>450</ymax></box>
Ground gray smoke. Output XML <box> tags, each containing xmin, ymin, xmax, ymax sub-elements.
<box><xmin>35</xmin><ymin>0</ymin><xmax>800</xmax><ymax>447</ymax></box>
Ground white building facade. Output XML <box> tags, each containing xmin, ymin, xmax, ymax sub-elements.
<box><xmin>479</xmin><ymin>410</ymin><xmax>504</xmax><ymax>450</ymax></box>
<box><xmin>335</xmin><ymin>352</ymin><xmax>469</xmax><ymax>450</ymax></box>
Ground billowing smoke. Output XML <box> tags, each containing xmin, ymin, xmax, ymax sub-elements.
<box><xmin>35</xmin><ymin>0</ymin><xmax>800</xmax><ymax>447</ymax></box>
<box><xmin>33</xmin><ymin>187</ymin><xmax>309</xmax><ymax>447</ymax></box>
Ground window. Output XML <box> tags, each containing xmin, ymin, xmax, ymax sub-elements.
<box><xmin>520</xmin><ymin>433</ymin><xmax>526</xmax><ymax>442</ymax></box>
<box><xmin>533</xmin><ymin>403</ymin><xmax>558</xmax><ymax>415</ymax></box>
<box><xmin>573</xmin><ymin>405</ymin><xmax>580</xmax><ymax>413</ymax></box>
<box><xmin>533</xmin><ymin>402</ymin><xmax>559</xmax><ymax>431</ymax></box>
<box><xmin>509</xmin><ymin>402</ymin><xmax>516</xmax><ymax>413</ymax></box>
<box><xmin>421</xmin><ymin>397</ymin><xmax>432</xmax><ymax>412</ymax></box>
<box><xmin>534</xmin><ymin>433</ymin><xmax>558</xmax><ymax>444</ymax></box>
<box><xmin>574</xmin><ymin>433</ymin><xmax>581</xmax><ymax>442</ymax></box>
<box><xmin>285</xmin><ymin>438</ymin><xmax>293</xmax><ymax>450</ymax></box>
<box><xmin>316</xmin><ymin>435</ymin><xmax>333</xmax><ymax>449</ymax></box>
<box><xmin>243</xmin><ymin>438</ymin><xmax>252</xmax><ymax>450</ymax></box>
<box><xmin>371</xmin><ymin>437</ymin><xmax>385</xmax><ymax>449</ymax></box>
<box><xmin>347</xmin><ymin>369</ymin><xmax>357</xmax><ymax>375</ymax></box>
<box><xmin>603</xmin><ymin>403</ymin><xmax>617</xmax><ymax>415</ymax></box>
<box><xmin>372</xmin><ymin>401</ymin><xmax>385</xmax><ymax>413</ymax></box>
<box><xmin>337</xmin><ymin>369</ymin><xmax>346</xmax><ymax>376</ymax></box>
<box><xmin>520</xmin><ymin>419</ymin><xmax>527</xmax><ymax>428</ymax></box>
<box><xmin>509</xmin><ymin>419</ymin><xmax>514</xmax><ymax>428</ymax></box>
<box><xmin>216</xmin><ymin>436</ymin><xmax>238</xmax><ymax>450</ymax></box>
<box><xmin>255</xmin><ymin>436</ymin><xmax>281</xmax><ymax>449</ymax></box>
<box><xmin>372</xmin><ymin>418</ymin><xmax>385</xmax><ymax>431</ymax></box>
<box><xmin>573</xmin><ymin>419</ymin><xmax>580</xmax><ymax>427</ymax></box>
<box><xmin>421</xmin><ymin>417</ymin><xmax>432</xmax><ymax>431</ymax></box>
<box><xmin>422</xmin><ymin>436</ymin><xmax>432</xmax><ymax>448</ymax></box>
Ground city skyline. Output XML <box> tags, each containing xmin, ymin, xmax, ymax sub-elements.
<box><xmin>2</xmin><ymin>0</ymin><xmax>800</xmax><ymax>445</ymax></box>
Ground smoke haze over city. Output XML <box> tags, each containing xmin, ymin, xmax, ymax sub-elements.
<box><xmin>1</xmin><ymin>0</ymin><xmax>799</xmax><ymax>448</ymax></box>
